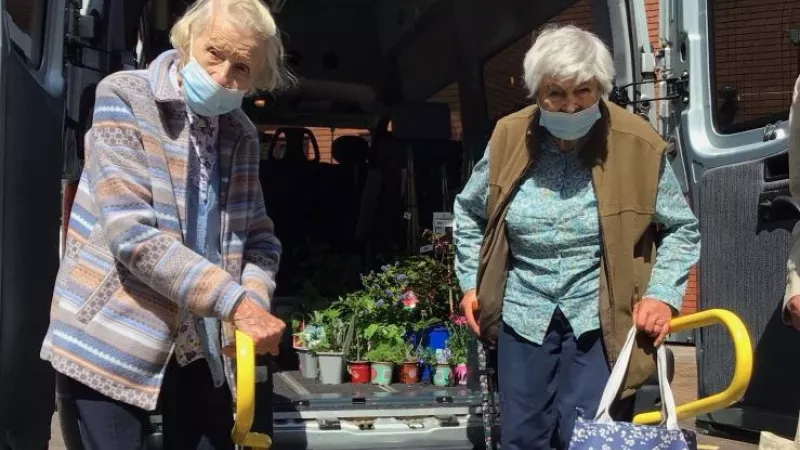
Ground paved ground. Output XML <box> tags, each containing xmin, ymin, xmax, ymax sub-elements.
<box><xmin>669</xmin><ymin>345</ymin><xmax>758</xmax><ymax>450</ymax></box>
<box><xmin>46</xmin><ymin>345</ymin><xmax>759</xmax><ymax>449</ymax></box>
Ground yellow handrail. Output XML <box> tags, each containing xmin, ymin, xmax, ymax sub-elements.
<box><xmin>231</xmin><ymin>330</ymin><xmax>272</xmax><ymax>449</ymax></box>
<box><xmin>632</xmin><ymin>308</ymin><xmax>754</xmax><ymax>425</ymax></box>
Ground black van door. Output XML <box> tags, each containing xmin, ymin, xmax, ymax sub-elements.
<box><xmin>0</xmin><ymin>0</ymin><xmax>67</xmax><ymax>447</ymax></box>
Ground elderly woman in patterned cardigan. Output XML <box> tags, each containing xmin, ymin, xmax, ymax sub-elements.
<box><xmin>454</xmin><ymin>25</ymin><xmax>701</xmax><ymax>449</ymax></box>
<box><xmin>39</xmin><ymin>0</ymin><xmax>290</xmax><ymax>448</ymax></box>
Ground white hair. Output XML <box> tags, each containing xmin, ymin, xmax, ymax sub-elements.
<box><xmin>170</xmin><ymin>0</ymin><xmax>295</xmax><ymax>93</ymax></box>
<box><xmin>522</xmin><ymin>24</ymin><xmax>615</xmax><ymax>98</ymax></box>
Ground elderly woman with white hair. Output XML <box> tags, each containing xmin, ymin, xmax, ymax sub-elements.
<box><xmin>454</xmin><ymin>25</ymin><xmax>700</xmax><ymax>449</ymax></box>
<box><xmin>40</xmin><ymin>0</ymin><xmax>290</xmax><ymax>448</ymax></box>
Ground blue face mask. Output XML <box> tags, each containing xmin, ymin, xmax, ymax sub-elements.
<box><xmin>180</xmin><ymin>58</ymin><xmax>246</xmax><ymax>117</ymax></box>
<box><xmin>539</xmin><ymin>101</ymin><xmax>602</xmax><ymax>141</ymax></box>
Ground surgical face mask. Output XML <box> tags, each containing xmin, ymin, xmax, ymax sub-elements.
<box><xmin>180</xmin><ymin>51</ymin><xmax>246</xmax><ymax>117</ymax></box>
<box><xmin>538</xmin><ymin>101</ymin><xmax>602</xmax><ymax>141</ymax></box>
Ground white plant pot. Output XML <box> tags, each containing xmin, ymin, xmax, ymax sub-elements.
<box><xmin>296</xmin><ymin>347</ymin><xmax>318</xmax><ymax>379</ymax></box>
<box><xmin>317</xmin><ymin>351</ymin><xmax>345</xmax><ymax>385</ymax></box>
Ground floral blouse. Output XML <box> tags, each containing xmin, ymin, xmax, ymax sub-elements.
<box><xmin>453</xmin><ymin>137</ymin><xmax>701</xmax><ymax>344</ymax></box>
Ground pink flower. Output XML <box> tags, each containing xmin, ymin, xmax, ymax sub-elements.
<box><xmin>451</xmin><ymin>315</ymin><xmax>468</xmax><ymax>326</ymax></box>
<box><xmin>401</xmin><ymin>289</ymin><xmax>418</xmax><ymax>309</ymax></box>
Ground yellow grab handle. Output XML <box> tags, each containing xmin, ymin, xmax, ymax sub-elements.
<box><xmin>232</xmin><ymin>330</ymin><xmax>272</xmax><ymax>449</ymax></box>
<box><xmin>632</xmin><ymin>309</ymin><xmax>753</xmax><ymax>425</ymax></box>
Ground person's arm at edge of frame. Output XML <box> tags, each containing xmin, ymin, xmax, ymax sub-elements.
<box><xmin>455</xmin><ymin>144</ymin><xmax>491</xmax><ymax>335</ymax></box>
<box><xmin>782</xmin><ymin>73</ymin><xmax>800</xmax><ymax>330</ymax></box>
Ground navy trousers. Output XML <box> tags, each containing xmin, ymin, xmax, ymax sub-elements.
<box><xmin>497</xmin><ymin>309</ymin><xmax>633</xmax><ymax>450</ymax></box>
<box><xmin>56</xmin><ymin>358</ymin><xmax>235</xmax><ymax>450</ymax></box>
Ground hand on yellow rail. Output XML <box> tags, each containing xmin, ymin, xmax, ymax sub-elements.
<box><xmin>232</xmin><ymin>330</ymin><xmax>272</xmax><ymax>449</ymax></box>
<box><xmin>632</xmin><ymin>309</ymin><xmax>753</xmax><ymax>425</ymax></box>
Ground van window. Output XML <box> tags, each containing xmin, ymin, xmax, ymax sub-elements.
<box><xmin>711</xmin><ymin>0</ymin><xmax>800</xmax><ymax>134</ymax></box>
<box><xmin>5</xmin><ymin>0</ymin><xmax>45</xmax><ymax>66</ymax></box>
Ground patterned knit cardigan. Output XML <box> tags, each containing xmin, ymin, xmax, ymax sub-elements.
<box><xmin>40</xmin><ymin>50</ymin><xmax>280</xmax><ymax>411</ymax></box>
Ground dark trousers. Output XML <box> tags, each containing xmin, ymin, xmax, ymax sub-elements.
<box><xmin>497</xmin><ymin>310</ymin><xmax>633</xmax><ymax>450</ymax></box>
<box><xmin>56</xmin><ymin>358</ymin><xmax>235</xmax><ymax>450</ymax></box>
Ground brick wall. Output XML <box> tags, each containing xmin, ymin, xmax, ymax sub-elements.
<box><xmin>6</xmin><ymin>0</ymin><xmax>35</xmax><ymax>33</ymax></box>
<box><xmin>711</xmin><ymin>0</ymin><xmax>800</xmax><ymax>130</ymax></box>
<box><xmin>482</xmin><ymin>0</ymin><xmax>596</xmax><ymax>120</ymax></box>
<box><xmin>428</xmin><ymin>83</ymin><xmax>463</xmax><ymax>140</ymax></box>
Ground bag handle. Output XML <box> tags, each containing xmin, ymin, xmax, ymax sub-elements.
<box><xmin>594</xmin><ymin>327</ymin><xmax>679</xmax><ymax>430</ymax></box>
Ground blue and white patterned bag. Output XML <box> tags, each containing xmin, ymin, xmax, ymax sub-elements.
<box><xmin>568</xmin><ymin>327</ymin><xmax>698</xmax><ymax>450</ymax></box>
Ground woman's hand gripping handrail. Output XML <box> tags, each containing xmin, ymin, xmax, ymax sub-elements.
<box><xmin>232</xmin><ymin>330</ymin><xmax>273</xmax><ymax>449</ymax></box>
<box><xmin>632</xmin><ymin>308</ymin><xmax>753</xmax><ymax>425</ymax></box>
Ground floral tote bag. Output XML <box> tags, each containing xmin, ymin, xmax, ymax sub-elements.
<box><xmin>569</xmin><ymin>326</ymin><xmax>698</xmax><ymax>450</ymax></box>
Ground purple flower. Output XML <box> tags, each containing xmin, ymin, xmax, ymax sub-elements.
<box><xmin>384</xmin><ymin>288</ymin><xmax>393</xmax><ymax>296</ymax></box>
<box><xmin>396</xmin><ymin>274</ymin><xmax>407</xmax><ymax>282</ymax></box>
<box><xmin>376</xmin><ymin>299</ymin><xmax>385</xmax><ymax>307</ymax></box>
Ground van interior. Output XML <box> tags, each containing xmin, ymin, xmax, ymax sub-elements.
<box><xmin>1</xmin><ymin>0</ymin><xmax>800</xmax><ymax>449</ymax></box>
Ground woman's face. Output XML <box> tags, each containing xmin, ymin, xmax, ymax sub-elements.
<box><xmin>537</xmin><ymin>76</ymin><xmax>601</xmax><ymax>113</ymax></box>
<box><xmin>189</xmin><ymin>18</ymin><xmax>267</xmax><ymax>92</ymax></box>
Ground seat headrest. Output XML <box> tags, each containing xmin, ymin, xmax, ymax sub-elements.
<box><xmin>332</xmin><ymin>135</ymin><xmax>370</xmax><ymax>165</ymax></box>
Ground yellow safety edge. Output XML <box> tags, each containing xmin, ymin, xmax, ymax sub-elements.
<box><xmin>632</xmin><ymin>308</ymin><xmax>753</xmax><ymax>425</ymax></box>
<box><xmin>232</xmin><ymin>330</ymin><xmax>272</xmax><ymax>449</ymax></box>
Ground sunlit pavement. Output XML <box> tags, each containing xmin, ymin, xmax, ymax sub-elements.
<box><xmin>47</xmin><ymin>346</ymin><xmax>758</xmax><ymax>449</ymax></box>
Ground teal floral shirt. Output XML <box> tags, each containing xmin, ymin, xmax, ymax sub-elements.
<box><xmin>453</xmin><ymin>138</ymin><xmax>701</xmax><ymax>345</ymax></box>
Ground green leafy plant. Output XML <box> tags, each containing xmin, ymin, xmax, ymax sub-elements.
<box><xmin>304</xmin><ymin>308</ymin><xmax>351</xmax><ymax>353</ymax></box>
<box><xmin>445</xmin><ymin>316</ymin><xmax>470</xmax><ymax>365</ymax></box>
<box><xmin>365</xmin><ymin>341</ymin><xmax>406</xmax><ymax>364</ymax></box>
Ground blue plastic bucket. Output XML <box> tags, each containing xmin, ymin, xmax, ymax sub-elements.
<box><xmin>425</xmin><ymin>325</ymin><xmax>450</xmax><ymax>351</ymax></box>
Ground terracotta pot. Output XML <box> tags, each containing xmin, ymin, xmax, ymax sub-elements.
<box><xmin>399</xmin><ymin>361</ymin><xmax>419</xmax><ymax>384</ymax></box>
<box><xmin>348</xmin><ymin>361</ymin><xmax>370</xmax><ymax>384</ymax></box>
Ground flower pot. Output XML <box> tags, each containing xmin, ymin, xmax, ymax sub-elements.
<box><xmin>317</xmin><ymin>351</ymin><xmax>344</xmax><ymax>385</ymax></box>
<box><xmin>296</xmin><ymin>347</ymin><xmax>317</xmax><ymax>379</ymax></box>
<box><xmin>348</xmin><ymin>361</ymin><xmax>370</xmax><ymax>384</ymax></box>
<box><xmin>370</xmin><ymin>362</ymin><xmax>394</xmax><ymax>386</ymax></box>
<box><xmin>398</xmin><ymin>361</ymin><xmax>419</xmax><ymax>384</ymax></box>
<box><xmin>454</xmin><ymin>363</ymin><xmax>468</xmax><ymax>386</ymax></box>
<box><xmin>420</xmin><ymin>363</ymin><xmax>434</xmax><ymax>384</ymax></box>
<box><xmin>433</xmin><ymin>364</ymin><xmax>452</xmax><ymax>387</ymax></box>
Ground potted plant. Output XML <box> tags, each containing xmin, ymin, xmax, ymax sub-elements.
<box><xmin>398</xmin><ymin>342</ymin><xmax>420</xmax><ymax>384</ymax></box>
<box><xmin>294</xmin><ymin>313</ymin><xmax>324</xmax><ymax>379</ymax></box>
<box><xmin>291</xmin><ymin>314</ymin><xmax>304</xmax><ymax>348</ymax></box>
<box><xmin>364</xmin><ymin>323</ymin><xmax>406</xmax><ymax>386</ymax></box>
<box><xmin>314</xmin><ymin>309</ymin><xmax>348</xmax><ymax>385</ymax></box>
<box><xmin>417</xmin><ymin>347</ymin><xmax>437</xmax><ymax>384</ymax></box>
<box><xmin>347</xmin><ymin>331</ymin><xmax>370</xmax><ymax>384</ymax></box>
<box><xmin>446</xmin><ymin>315</ymin><xmax>470</xmax><ymax>386</ymax></box>
<box><xmin>433</xmin><ymin>348</ymin><xmax>453</xmax><ymax>387</ymax></box>
<box><xmin>365</xmin><ymin>343</ymin><xmax>398</xmax><ymax>386</ymax></box>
